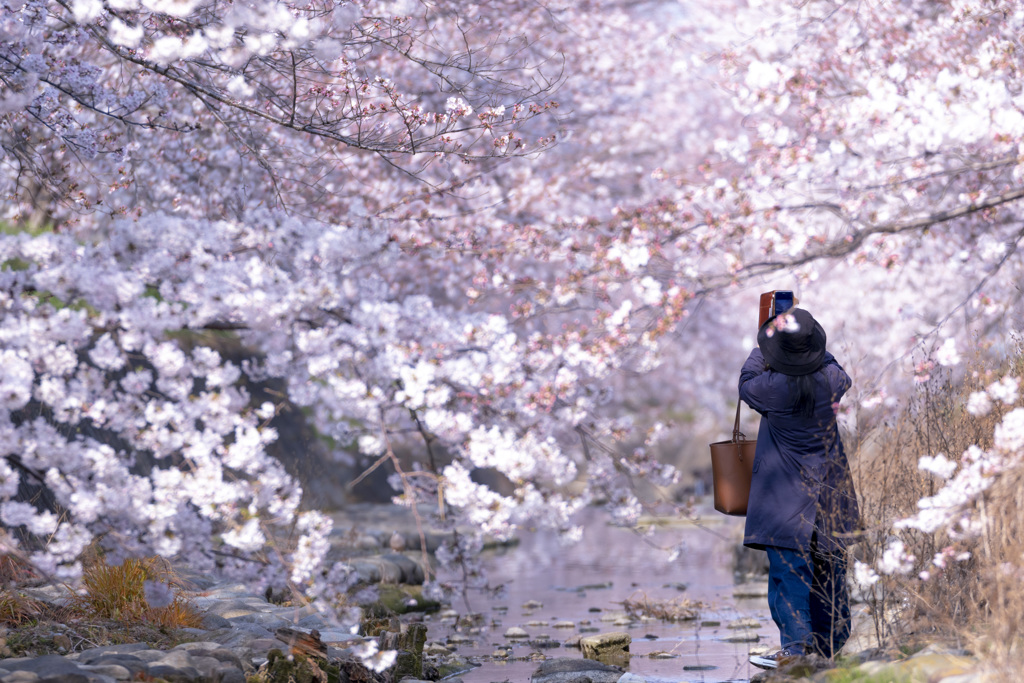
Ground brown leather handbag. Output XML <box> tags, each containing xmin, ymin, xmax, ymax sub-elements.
<box><xmin>709</xmin><ymin>401</ymin><xmax>757</xmax><ymax>516</ymax></box>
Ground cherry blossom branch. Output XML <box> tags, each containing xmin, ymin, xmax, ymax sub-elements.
<box><xmin>739</xmin><ymin>185</ymin><xmax>1024</xmax><ymax>276</ymax></box>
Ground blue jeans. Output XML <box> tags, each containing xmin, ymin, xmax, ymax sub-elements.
<box><xmin>765</xmin><ymin>536</ymin><xmax>850</xmax><ymax>657</ymax></box>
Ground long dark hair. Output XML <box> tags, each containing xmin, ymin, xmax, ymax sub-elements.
<box><xmin>787</xmin><ymin>372</ymin><xmax>822</xmax><ymax>417</ymax></box>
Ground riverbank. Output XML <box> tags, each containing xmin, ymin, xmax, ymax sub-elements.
<box><xmin>0</xmin><ymin>501</ymin><xmax>1001</xmax><ymax>682</ymax></box>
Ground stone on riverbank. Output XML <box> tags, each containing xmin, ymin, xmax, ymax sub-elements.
<box><xmin>530</xmin><ymin>657</ymin><xmax>624</xmax><ymax>683</ymax></box>
<box><xmin>580</xmin><ymin>632</ymin><xmax>631</xmax><ymax>660</ymax></box>
<box><xmin>834</xmin><ymin>647</ymin><xmax>982</xmax><ymax>683</ymax></box>
<box><xmin>359</xmin><ymin>584</ymin><xmax>440</xmax><ymax>617</ymax></box>
<box><xmin>733</xmin><ymin>582</ymin><xmax>769</xmax><ymax>599</ymax></box>
<box><xmin>727</xmin><ymin>617</ymin><xmax>760</xmax><ymax>629</ymax></box>
<box><xmin>433</xmin><ymin>654</ymin><xmax>478</xmax><ymax>679</ymax></box>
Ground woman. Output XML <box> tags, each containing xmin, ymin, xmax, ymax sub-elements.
<box><xmin>738</xmin><ymin>307</ymin><xmax>859</xmax><ymax>669</ymax></box>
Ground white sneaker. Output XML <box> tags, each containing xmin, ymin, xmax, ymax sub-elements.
<box><xmin>749</xmin><ymin>648</ymin><xmax>797</xmax><ymax>670</ymax></box>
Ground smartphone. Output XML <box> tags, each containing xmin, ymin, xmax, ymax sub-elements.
<box><xmin>774</xmin><ymin>290</ymin><xmax>794</xmax><ymax>315</ymax></box>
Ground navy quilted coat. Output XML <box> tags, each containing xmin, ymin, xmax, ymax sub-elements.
<box><xmin>738</xmin><ymin>348</ymin><xmax>860</xmax><ymax>553</ymax></box>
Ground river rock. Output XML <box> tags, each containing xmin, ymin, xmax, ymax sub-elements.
<box><xmin>19</xmin><ymin>584</ymin><xmax>76</xmax><ymax>607</ymax></box>
<box><xmin>0</xmin><ymin>655</ymin><xmax>90</xmax><ymax>678</ymax></box>
<box><xmin>530</xmin><ymin>657</ymin><xmax>624</xmax><ymax>683</ymax></box>
<box><xmin>200</xmin><ymin>613</ymin><xmax>232</xmax><ymax>630</ymax></box>
<box><xmin>505</xmin><ymin>627</ymin><xmax>530</xmax><ymax>639</ymax></box>
<box><xmin>580</xmin><ymin>632</ymin><xmax>631</xmax><ymax>660</ymax></box>
<box><xmin>80</xmin><ymin>656</ymin><xmax>147</xmax><ymax>678</ymax></box>
<box><xmin>380</xmin><ymin>553</ymin><xmax>426</xmax><ymax>584</ymax></box>
<box><xmin>851</xmin><ymin>650</ymin><xmax>980</xmax><ymax>682</ymax></box>
<box><xmin>617</xmin><ymin>674</ymin><xmax>647</xmax><ymax>683</ymax></box>
<box><xmin>596</xmin><ymin>611</ymin><xmax>626</xmax><ymax>622</ymax></box>
<box><xmin>733</xmin><ymin>582</ymin><xmax>769</xmax><ymax>599</ymax></box>
<box><xmin>349</xmin><ymin>557</ymin><xmax>403</xmax><ymax>584</ymax></box>
<box><xmin>79</xmin><ymin>662</ymin><xmax>131</xmax><ymax>679</ymax></box>
<box><xmin>727</xmin><ymin>618</ymin><xmax>760</xmax><ymax>629</ymax></box>
<box><xmin>720</xmin><ymin>631</ymin><xmax>759</xmax><ymax>643</ymax></box>
<box><xmin>2</xmin><ymin>672</ymin><xmax>48</xmax><ymax>683</ymax></box>
<box><xmin>73</xmin><ymin>644</ymin><xmax>154</xmax><ymax>664</ymax></box>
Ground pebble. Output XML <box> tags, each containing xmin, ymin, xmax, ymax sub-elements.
<box><xmin>599</xmin><ymin>611</ymin><xmax>628</xmax><ymax>623</ymax></box>
<box><xmin>530</xmin><ymin>657</ymin><xmax>623</xmax><ymax>683</ymax></box>
<box><xmin>580</xmin><ymin>632</ymin><xmax>631</xmax><ymax>660</ymax></box>
<box><xmin>504</xmin><ymin>627</ymin><xmax>530</xmax><ymax>639</ymax></box>
<box><xmin>617</xmin><ymin>674</ymin><xmax>647</xmax><ymax>683</ymax></box>
<box><xmin>732</xmin><ymin>582</ymin><xmax>770</xmax><ymax>599</ymax></box>
<box><xmin>727</xmin><ymin>618</ymin><xmax>761</xmax><ymax>629</ymax></box>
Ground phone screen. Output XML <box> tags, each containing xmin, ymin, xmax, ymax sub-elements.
<box><xmin>774</xmin><ymin>291</ymin><xmax>794</xmax><ymax>315</ymax></box>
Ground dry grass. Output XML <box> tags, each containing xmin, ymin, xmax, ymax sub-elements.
<box><xmin>0</xmin><ymin>553</ymin><xmax>203</xmax><ymax>656</ymax></box>
<box><xmin>0</xmin><ymin>554</ymin><xmax>40</xmax><ymax>585</ymax></box>
<box><xmin>0</xmin><ymin>591</ymin><xmax>44</xmax><ymax>626</ymax></box>
<box><xmin>74</xmin><ymin>556</ymin><xmax>203</xmax><ymax>629</ymax></box>
<box><xmin>850</xmin><ymin>336</ymin><xmax>1024</xmax><ymax>668</ymax></box>
<box><xmin>621</xmin><ymin>593</ymin><xmax>702</xmax><ymax>622</ymax></box>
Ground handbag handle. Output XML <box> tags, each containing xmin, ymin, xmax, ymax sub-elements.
<box><xmin>733</xmin><ymin>401</ymin><xmax>747</xmax><ymax>442</ymax></box>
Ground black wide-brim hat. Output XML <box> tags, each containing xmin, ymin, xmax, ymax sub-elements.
<box><xmin>757</xmin><ymin>307</ymin><xmax>827</xmax><ymax>376</ymax></box>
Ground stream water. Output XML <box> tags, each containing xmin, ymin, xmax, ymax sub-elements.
<box><xmin>431</xmin><ymin>504</ymin><xmax>772</xmax><ymax>683</ymax></box>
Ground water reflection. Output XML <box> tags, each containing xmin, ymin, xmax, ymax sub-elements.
<box><xmin>434</xmin><ymin>506</ymin><xmax>771</xmax><ymax>682</ymax></box>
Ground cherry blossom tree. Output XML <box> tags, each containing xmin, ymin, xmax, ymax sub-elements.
<box><xmin>4</xmin><ymin>0</ymin><xmax>1024</xmax><ymax>656</ymax></box>
<box><xmin>0</xmin><ymin>0</ymin><xmax>713</xmax><ymax>640</ymax></box>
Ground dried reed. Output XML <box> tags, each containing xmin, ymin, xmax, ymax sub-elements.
<box><xmin>850</xmin><ymin>337</ymin><xmax>1024</xmax><ymax>672</ymax></box>
<box><xmin>621</xmin><ymin>593</ymin><xmax>702</xmax><ymax>622</ymax></box>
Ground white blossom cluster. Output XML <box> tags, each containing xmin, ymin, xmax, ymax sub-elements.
<box><xmin>0</xmin><ymin>195</ymin><xmax>691</xmax><ymax>648</ymax></box>
<box><xmin>893</xmin><ymin>371</ymin><xmax>1024</xmax><ymax>580</ymax></box>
